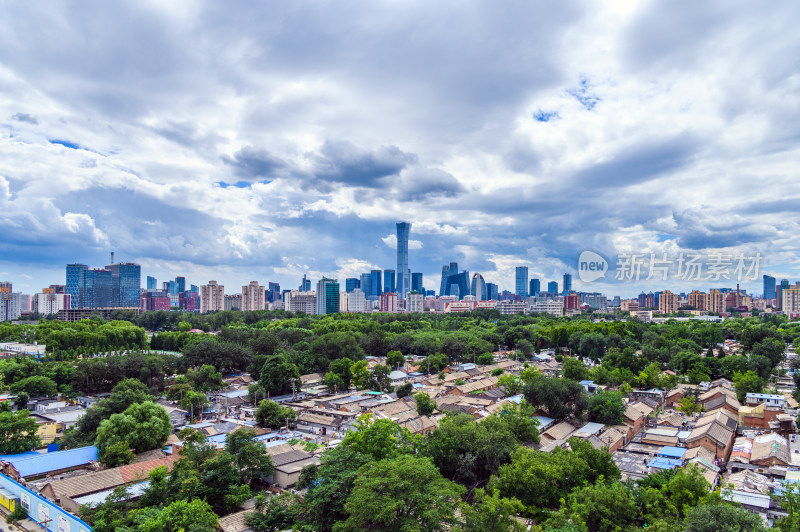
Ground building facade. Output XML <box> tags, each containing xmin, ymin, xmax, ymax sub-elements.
<box><xmin>241</xmin><ymin>281</ymin><xmax>265</xmax><ymax>311</ymax></box>
<box><xmin>396</xmin><ymin>222</ymin><xmax>411</xmax><ymax>298</ymax></box>
<box><xmin>515</xmin><ymin>267</ymin><xmax>529</xmax><ymax>298</ymax></box>
<box><xmin>316</xmin><ymin>278</ymin><xmax>340</xmax><ymax>315</ymax></box>
<box><xmin>200</xmin><ymin>281</ymin><xmax>225</xmax><ymax>313</ymax></box>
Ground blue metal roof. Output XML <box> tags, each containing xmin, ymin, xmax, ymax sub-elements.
<box><xmin>5</xmin><ymin>446</ymin><xmax>98</xmax><ymax>477</ymax></box>
<box><xmin>647</xmin><ymin>457</ymin><xmax>683</xmax><ymax>470</ymax></box>
<box><xmin>659</xmin><ymin>446</ymin><xmax>687</xmax><ymax>459</ymax></box>
<box><xmin>0</xmin><ymin>451</ymin><xmax>39</xmax><ymax>462</ymax></box>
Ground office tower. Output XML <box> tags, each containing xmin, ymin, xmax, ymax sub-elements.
<box><xmin>370</xmin><ymin>270</ymin><xmax>383</xmax><ymax>297</ymax></box>
<box><xmin>175</xmin><ymin>276</ymin><xmax>186</xmax><ymax>294</ymax></box>
<box><xmin>396</xmin><ymin>222</ymin><xmax>411</xmax><ymax>298</ymax></box>
<box><xmin>763</xmin><ymin>275</ymin><xmax>777</xmax><ymax>300</ymax></box>
<box><xmin>486</xmin><ymin>283</ymin><xmax>499</xmax><ymax>301</ymax></box>
<box><xmin>146</xmin><ymin>276</ymin><xmax>157</xmax><ymax>291</ymax></box>
<box><xmin>360</xmin><ymin>273</ymin><xmax>372</xmax><ymax>298</ymax></box>
<box><xmin>267</xmin><ymin>282</ymin><xmax>281</xmax><ymax>303</ymax></box>
<box><xmin>200</xmin><ymin>281</ymin><xmax>225</xmax><ymax>313</ymax></box>
<box><xmin>82</xmin><ymin>269</ymin><xmax>114</xmax><ymax>308</ymax></box>
<box><xmin>563</xmin><ymin>273</ymin><xmax>572</xmax><ymax>294</ymax></box>
<box><xmin>345</xmin><ymin>278</ymin><xmax>360</xmax><ymax>293</ymax></box>
<box><xmin>105</xmin><ymin>261</ymin><xmax>141</xmax><ymax>307</ymax></box>
<box><xmin>241</xmin><ymin>281</ymin><xmax>265</xmax><ymax>311</ymax></box>
<box><xmin>190</xmin><ymin>284</ymin><xmax>199</xmax><ymax>294</ymax></box>
<box><xmin>316</xmin><ymin>278</ymin><xmax>340</xmax><ymax>315</ymax></box>
<box><xmin>284</xmin><ymin>290</ymin><xmax>317</xmax><ymax>314</ymax></box>
<box><xmin>529</xmin><ymin>278</ymin><xmax>540</xmax><ymax>297</ymax></box>
<box><xmin>383</xmin><ymin>269</ymin><xmax>396</xmax><ymax>295</ymax></box>
<box><xmin>440</xmin><ymin>262</ymin><xmax>459</xmax><ymax>296</ymax></box>
<box><xmin>515</xmin><ymin>267</ymin><xmax>529</xmax><ymax>298</ymax></box>
<box><xmin>66</xmin><ymin>264</ymin><xmax>88</xmax><ymax>308</ymax></box>
<box><xmin>471</xmin><ymin>273</ymin><xmax>487</xmax><ymax>301</ymax></box>
<box><xmin>299</xmin><ymin>274</ymin><xmax>311</xmax><ymax>292</ymax></box>
<box><xmin>547</xmin><ymin>281</ymin><xmax>558</xmax><ymax>295</ymax></box>
<box><xmin>411</xmin><ymin>272</ymin><xmax>424</xmax><ymax>293</ymax></box>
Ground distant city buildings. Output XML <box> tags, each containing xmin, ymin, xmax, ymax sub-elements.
<box><xmin>316</xmin><ymin>278</ymin><xmax>340</xmax><ymax>315</ymax></box>
<box><xmin>241</xmin><ymin>281</ymin><xmax>265</xmax><ymax>311</ymax></box>
<box><xmin>396</xmin><ymin>222</ymin><xmax>411</xmax><ymax>299</ymax></box>
<box><xmin>200</xmin><ymin>281</ymin><xmax>225</xmax><ymax>313</ymax></box>
<box><xmin>515</xmin><ymin>267</ymin><xmax>529</xmax><ymax>298</ymax></box>
<box><xmin>471</xmin><ymin>273</ymin><xmax>487</xmax><ymax>301</ymax></box>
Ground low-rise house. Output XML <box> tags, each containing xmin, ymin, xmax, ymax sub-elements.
<box><xmin>541</xmin><ymin>421</ymin><xmax>576</xmax><ymax>442</ymax></box>
<box><xmin>597</xmin><ymin>427</ymin><xmax>628</xmax><ymax>452</ymax></box>
<box><xmin>446</xmin><ymin>376</ymin><xmax>498</xmax><ymax>397</ymax></box>
<box><xmin>295</xmin><ymin>410</ymin><xmax>353</xmax><ymax>437</ymax></box>
<box><xmin>38</xmin><ymin>406</ymin><xmax>86</xmax><ymax>432</ymax></box>
<box><xmin>1</xmin><ymin>446</ymin><xmax>99</xmax><ymax>481</ymax></box>
<box><xmin>161</xmin><ymin>405</ymin><xmax>188</xmax><ymax>428</ymax></box>
<box><xmin>267</xmin><ymin>449</ymin><xmax>319</xmax><ymax>488</ymax></box>
<box><xmin>749</xmin><ymin>433</ymin><xmax>790</xmax><ymax>467</ymax></box>
<box><xmin>623</xmin><ymin>402</ymin><xmax>655</xmax><ymax>436</ymax></box>
<box><xmin>703</xmin><ymin>393</ymin><xmax>741</xmax><ymax>416</ymax></box>
<box><xmin>685</xmin><ymin>414</ymin><xmax>736</xmax><ymax>461</ymax></box>
<box><xmin>398</xmin><ymin>415</ymin><xmax>437</xmax><ymax>435</ymax></box>
<box><xmin>745</xmin><ymin>393</ymin><xmax>786</xmax><ymax>409</ymax></box>
<box><xmin>665</xmin><ymin>384</ymin><xmax>697</xmax><ymax>407</ymax></box>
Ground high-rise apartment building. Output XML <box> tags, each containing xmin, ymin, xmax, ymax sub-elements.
<box><xmin>529</xmin><ymin>278</ymin><xmax>540</xmax><ymax>297</ymax></box>
<box><xmin>547</xmin><ymin>281</ymin><xmax>558</xmax><ymax>295</ymax></box>
<box><xmin>515</xmin><ymin>267</ymin><xmax>529</xmax><ymax>298</ymax></box>
<box><xmin>708</xmin><ymin>289</ymin><xmax>725</xmax><ymax>314</ymax></box>
<box><xmin>563</xmin><ymin>273</ymin><xmax>572</xmax><ymax>294</ymax></box>
<box><xmin>0</xmin><ymin>282</ymin><xmax>11</xmax><ymax>294</ymax></box>
<box><xmin>687</xmin><ymin>290</ymin><xmax>709</xmax><ymax>311</ymax></box>
<box><xmin>224</xmin><ymin>294</ymin><xmax>242</xmax><ymax>311</ymax></box>
<box><xmin>411</xmin><ymin>272</ymin><xmax>424</xmax><ymax>293</ymax></box>
<box><xmin>0</xmin><ymin>292</ymin><xmax>23</xmax><ymax>321</ymax></box>
<box><xmin>35</xmin><ymin>293</ymin><xmax>71</xmax><ymax>315</ymax></box>
<box><xmin>384</xmin><ymin>269</ymin><xmax>396</xmax><ymax>295</ymax></box>
<box><xmin>471</xmin><ymin>273</ymin><xmax>487</xmax><ymax>301</ymax></box>
<box><xmin>241</xmin><ymin>281</ymin><xmax>265</xmax><ymax>311</ymax></box>
<box><xmin>380</xmin><ymin>292</ymin><xmax>398</xmax><ymax>312</ymax></box>
<box><xmin>782</xmin><ymin>287</ymin><xmax>800</xmax><ymax>314</ymax></box>
<box><xmin>316</xmin><ymin>278</ymin><xmax>340</xmax><ymax>315</ymax></box>
<box><xmin>658</xmin><ymin>290</ymin><xmax>679</xmax><ymax>314</ymax></box>
<box><xmin>763</xmin><ymin>275</ymin><xmax>777</xmax><ymax>300</ymax></box>
<box><xmin>342</xmin><ymin>288</ymin><xmax>367</xmax><ymax>313</ymax></box>
<box><xmin>407</xmin><ymin>292</ymin><xmax>424</xmax><ymax>313</ymax></box>
<box><xmin>396</xmin><ymin>222</ymin><xmax>411</xmax><ymax>299</ymax></box>
<box><xmin>200</xmin><ymin>281</ymin><xmax>225</xmax><ymax>313</ymax></box>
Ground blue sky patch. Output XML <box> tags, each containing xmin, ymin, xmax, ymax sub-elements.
<box><xmin>49</xmin><ymin>139</ymin><xmax>82</xmax><ymax>150</ymax></box>
<box><xmin>567</xmin><ymin>78</ymin><xmax>600</xmax><ymax>111</ymax></box>
<box><xmin>533</xmin><ymin>110</ymin><xmax>559</xmax><ymax>122</ymax></box>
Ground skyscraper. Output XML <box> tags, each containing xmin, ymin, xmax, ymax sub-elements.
<box><xmin>299</xmin><ymin>274</ymin><xmax>311</xmax><ymax>292</ymax></box>
<box><xmin>360</xmin><ymin>273</ymin><xmax>372</xmax><ymax>298</ymax></box>
<box><xmin>763</xmin><ymin>275</ymin><xmax>777</xmax><ymax>300</ymax></box>
<box><xmin>370</xmin><ymin>270</ymin><xmax>383</xmax><ymax>297</ymax></box>
<box><xmin>200</xmin><ymin>281</ymin><xmax>225</xmax><ymax>313</ymax></box>
<box><xmin>105</xmin><ymin>261</ymin><xmax>141</xmax><ymax>307</ymax></box>
<box><xmin>440</xmin><ymin>262</ymin><xmax>459</xmax><ymax>296</ymax></box>
<box><xmin>383</xmin><ymin>269</ymin><xmax>396</xmax><ymax>294</ymax></box>
<box><xmin>316</xmin><ymin>278</ymin><xmax>340</xmax><ymax>315</ymax></box>
<box><xmin>175</xmin><ymin>276</ymin><xmax>186</xmax><ymax>294</ymax></box>
<box><xmin>345</xmin><ymin>278</ymin><xmax>360</xmax><ymax>293</ymax></box>
<box><xmin>439</xmin><ymin>263</ymin><xmax>469</xmax><ymax>299</ymax></box>
<box><xmin>241</xmin><ymin>281</ymin><xmax>265</xmax><ymax>311</ymax></box>
<box><xmin>529</xmin><ymin>278</ymin><xmax>540</xmax><ymax>297</ymax></box>
<box><xmin>471</xmin><ymin>273</ymin><xmax>487</xmax><ymax>301</ymax></box>
<box><xmin>547</xmin><ymin>281</ymin><xmax>558</xmax><ymax>294</ymax></box>
<box><xmin>146</xmin><ymin>276</ymin><xmax>157</xmax><ymax>291</ymax></box>
<box><xmin>396</xmin><ymin>222</ymin><xmax>411</xmax><ymax>299</ymax></box>
<box><xmin>411</xmin><ymin>272</ymin><xmax>424</xmax><ymax>293</ymax></box>
<box><xmin>82</xmin><ymin>269</ymin><xmax>114</xmax><ymax>308</ymax></box>
<box><xmin>515</xmin><ymin>267</ymin><xmax>529</xmax><ymax>298</ymax></box>
<box><xmin>66</xmin><ymin>263</ymin><xmax>88</xmax><ymax>309</ymax></box>
<box><xmin>486</xmin><ymin>283</ymin><xmax>499</xmax><ymax>301</ymax></box>
<box><xmin>563</xmin><ymin>273</ymin><xmax>572</xmax><ymax>294</ymax></box>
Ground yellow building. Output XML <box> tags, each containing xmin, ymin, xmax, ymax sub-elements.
<box><xmin>658</xmin><ymin>290</ymin><xmax>679</xmax><ymax>314</ymax></box>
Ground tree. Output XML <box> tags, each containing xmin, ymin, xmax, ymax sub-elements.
<box><xmin>341</xmin><ymin>414</ymin><xmax>420</xmax><ymax>461</ymax></box>
<box><xmin>420</xmin><ymin>352</ymin><xmax>449</xmax><ymax>373</ymax></box>
<box><xmin>0</xmin><ymin>409</ymin><xmax>41</xmax><ymax>453</ymax></box>
<box><xmin>679</xmin><ymin>396</ymin><xmax>703</xmax><ymax>415</ymax></box>
<box><xmin>13</xmin><ymin>391</ymin><xmax>29</xmax><ymax>409</ymax></box>
<box><xmin>497</xmin><ymin>374</ymin><xmax>522</xmax><ymax>395</ymax></box>
<box><xmin>415</xmin><ymin>391</ymin><xmax>436</xmax><ymax>417</ymax></box>
<box><xmin>578</xmin><ymin>333</ymin><xmax>607</xmax><ymax>361</ymax></box>
<box><xmin>246</xmin><ymin>492</ymin><xmax>302</xmax><ymax>532</ymax></box>
<box><xmin>386</xmin><ymin>350</ymin><xmax>406</xmax><ymax>369</ymax></box>
<box><xmin>259</xmin><ymin>354</ymin><xmax>301</xmax><ymax>395</ymax></box>
<box><xmin>180</xmin><ymin>390</ymin><xmax>209</xmax><ymax>420</ymax></box>
<box><xmin>10</xmin><ymin>375</ymin><xmax>57</xmax><ymax>397</ymax></box>
<box><xmin>396</xmin><ymin>382</ymin><xmax>413</xmax><ymax>398</ymax></box>
<box><xmin>455</xmin><ymin>489</ymin><xmax>527</xmax><ymax>532</ymax></box>
<box><xmin>366</xmin><ymin>364</ymin><xmax>392</xmax><ymax>392</ymax></box>
<box><xmin>295</xmin><ymin>445</ymin><xmax>373</xmax><ymax>531</ymax></box>
<box><xmin>562</xmin><ymin>357</ymin><xmax>588</xmax><ymax>382</ymax></box>
<box><xmin>95</xmin><ymin>401</ymin><xmax>172</xmax><ymax>453</ymax></box>
<box><xmin>255</xmin><ymin>399</ymin><xmax>296</xmax><ymax>429</ymax></box>
<box><xmin>663</xmin><ymin>465</ymin><xmax>709</xmax><ymax>517</ymax></box>
<box><xmin>732</xmin><ymin>370</ymin><xmax>765</xmax><ymax>403</ymax></box>
<box><xmin>523</xmin><ymin>375</ymin><xmax>588</xmax><ymax>420</ymax></box>
<box><xmin>477</xmin><ymin>352</ymin><xmax>495</xmax><ymax>366</ymax></box>
<box><xmin>587</xmin><ymin>390</ymin><xmax>626</xmax><ymax>425</ymax></box>
<box><xmin>334</xmin><ymin>455</ymin><xmax>465</xmax><ymax>532</ymax></box>
<box><xmin>99</xmin><ymin>439</ymin><xmax>135</xmax><ymax>467</ymax></box>
<box><xmin>134</xmin><ymin>498</ymin><xmax>218</xmax><ymax>532</ymax></box>
<box><xmin>325</xmin><ymin>357</ymin><xmax>354</xmax><ymax>391</ymax></box>
<box><xmin>186</xmin><ymin>364</ymin><xmax>224</xmax><ymax>391</ymax></box>
<box><xmin>546</xmin><ymin>478</ymin><xmax>638</xmax><ymax>532</ymax></box>
<box><xmin>684</xmin><ymin>502</ymin><xmax>768</xmax><ymax>532</ymax></box>
<box><xmin>225</xmin><ymin>427</ymin><xmax>275</xmax><ymax>483</ymax></box>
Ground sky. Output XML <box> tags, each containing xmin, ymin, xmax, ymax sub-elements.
<box><xmin>1</xmin><ymin>1</ymin><xmax>800</xmax><ymax>299</ymax></box>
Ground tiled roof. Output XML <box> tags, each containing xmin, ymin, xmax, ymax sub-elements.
<box><xmin>542</xmin><ymin>421</ymin><xmax>576</xmax><ymax>441</ymax></box>
<box><xmin>271</xmin><ymin>450</ymin><xmax>313</xmax><ymax>467</ymax></box>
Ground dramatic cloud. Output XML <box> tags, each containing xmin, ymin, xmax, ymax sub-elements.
<box><xmin>0</xmin><ymin>1</ymin><xmax>799</xmax><ymax>297</ymax></box>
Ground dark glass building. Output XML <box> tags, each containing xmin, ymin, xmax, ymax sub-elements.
<box><xmin>411</xmin><ymin>272</ymin><xmax>424</xmax><ymax>293</ymax></box>
<box><xmin>345</xmin><ymin>278</ymin><xmax>360</xmax><ymax>293</ymax></box>
<box><xmin>66</xmin><ymin>263</ymin><xmax>88</xmax><ymax>309</ymax></box>
<box><xmin>529</xmin><ymin>278</ymin><xmax>541</xmax><ymax>297</ymax></box>
<box><xmin>383</xmin><ymin>269</ymin><xmax>396</xmax><ymax>294</ymax></box>
<box><xmin>396</xmin><ymin>222</ymin><xmax>411</xmax><ymax>298</ymax></box>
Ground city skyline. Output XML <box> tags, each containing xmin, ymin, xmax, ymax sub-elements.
<box><xmin>2</xmin><ymin>3</ymin><xmax>799</xmax><ymax>298</ymax></box>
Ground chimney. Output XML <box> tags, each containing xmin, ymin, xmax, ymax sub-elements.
<box><xmin>110</xmin><ymin>251</ymin><xmax>115</xmax><ymax>264</ymax></box>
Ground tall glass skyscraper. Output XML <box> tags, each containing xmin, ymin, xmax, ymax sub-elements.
<box><xmin>316</xmin><ymin>278</ymin><xmax>340</xmax><ymax>315</ymax></box>
<box><xmin>66</xmin><ymin>263</ymin><xmax>88</xmax><ymax>308</ymax></box>
<box><xmin>763</xmin><ymin>275</ymin><xmax>776</xmax><ymax>299</ymax></box>
<box><xmin>396</xmin><ymin>222</ymin><xmax>411</xmax><ymax>298</ymax></box>
<box><xmin>471</xmin><ymin>273</ymin><xmax>487</xmax><ymax>301</ymax></box>
<box><xmin>106</xmin><ymin>262</ymin><xmax>141</xmax><ymax>307</ymax></box>
<box><xmin>383</xmin><ymin>269</ymin><xmax>396</xmax><ymax>294</ymax></box>
<box><xmin>486</xmin><ymin>283</ymin><xmax>499</xmax><ymax>301</ymax></box>
<box><xmin>175</xmin><ymin>276</ymin><xmax>186</xmax><ymax>294</ymax></box>
<box><xmin>83</xmin><ymin>269</ymin><xmax>114</xmax><ymax>308</ymax></box>
<box><xmin>529</xmin><ymin>278</ymin><xmax>541</xmax><ymax>297</ymax></box>
<box><xmin>515</xmin><ymin>267</ymin><xmax>529</xmax><ymax>297</ymax></box>
<box><xmin>360</xmin><ymin>273</ymin><xmax>372</xmax><ymax>298</ymax></box>
<box><xmin>146</xmin><ymin>276</ymin><xmax>157</xmax><ymax>291</ymax></box>
<box><xmin>370</xmin><ymin>270</ymin><xmax>383</xmax><ymax>297</ymax></box>
<box><xmin>345</xmin><ymin>278</ymin><xmax>360</xmax><ymax>293</ymax></box>
<box><xmin>411</xmin><ymin>272</ymin><xmax>423</xmax><ymax>293</ymax></box>
<box><xmin>547</xmin><ymin>281</ymin><xmax>558</xmax><ymax>294</ymax></box>
<box><xmin>563</xmin><ymin>273</ymin><xmax>572</xmax><ymax>294</ymax></box>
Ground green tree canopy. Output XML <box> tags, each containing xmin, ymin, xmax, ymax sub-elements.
<box><xmin>255</xmin><ymin>399</ymin><xmax>296</xmax><ymax>429</ymax></box>
<box><xmin>587</xmin><ymin>390</ymin><xmax>626</xmax><ymax>425</ymax></box>
<box><xmin>95</xmin><ymin>401</ymin><xmax>172</xmax><ymax>453</ymax></box>
<box><xmin>0</xmin><ymin>409</ymin><xmax>41</xmax><ymax>453</ymax></box>
<box><xmin>341</xmin><ymin>414</ymin><xmax>421</xmax><ymax>461</ymax></box>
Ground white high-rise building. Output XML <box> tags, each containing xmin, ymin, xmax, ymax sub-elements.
<box><xmin>200</xmin><ymin>281</ymin><xmax>225</xmax><ymax>313</ymax></box>
<box><xmin>34</xmin><ymin>293</ymin><xmax>71</xmax><ymax>315</ymax></box>
<box><xmin>241</xmin><ymin>281</ymin><xmax>265</xmax><ymax>311</ymax></box>
<box><xmin>341</xmin><ymin>288</ymin><xmax>367</xmax><ymax>313</ymax></box>
<box><xmin>0</xmin><ymin>292</ymin><xmax>24</xmax><ymax>321</ymax></box>
<box><xmin>284</xmin><ymin>290</ymin><xmax>317</xmax><ymax>314</ymax></box>
<box><xmin>407</xmin><ymin>292</ymin><xmax>424</xmax><ymax>313</ymax></box>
